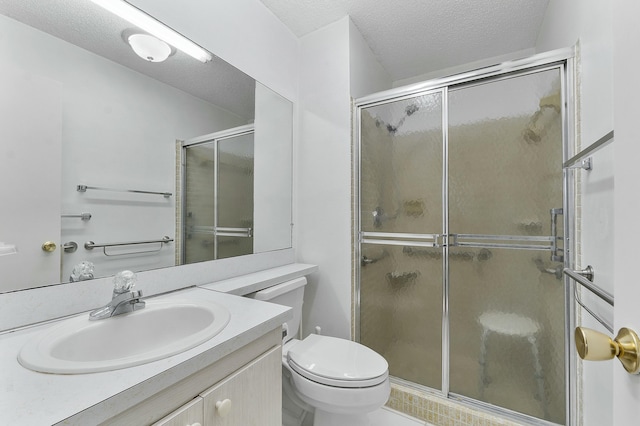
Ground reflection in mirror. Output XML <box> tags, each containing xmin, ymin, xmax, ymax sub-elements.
<box><xmin>181</xmin><ymin>125</ymin><xmax>256</xmax><ymax>263</ymax></box>
<box><xmin>0</xmin><ymin>0</ymin><xmax>293</xmax><ymax>293</ymax></box>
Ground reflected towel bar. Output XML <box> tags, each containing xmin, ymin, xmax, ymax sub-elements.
<box><xmin>188</xmin><ymin>226</ymin><xmax>253</xmax><ymax>238</ymax></box>
<box><xmin>61</xmin><ymin>213</ymin><xmax>92</xmax><ymax>220</ymax></box>
<box><xmin>85</xmin><ymin>236</ymin><xmax>173</xmax><ymax>256</ymax></box>
<box><xmin>77</xmin><ymin>184</ymin><xmax>172</xmax><ymax>198</ymax></box>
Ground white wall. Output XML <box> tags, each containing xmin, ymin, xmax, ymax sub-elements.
<box><xmin>296</xmin><ymin>17</ymin><xmax>352</xmax><ymax>339</ymax></box>
<box><xmin>254</xmin><ymin>82</ymin><xmax>293</xmax><ymax>252</ymax></box>
<box><xmin>295</xmin><ymin>18</ymin><xmax>393</xmax><ymax>339</ymax></box>
<box><xmin>535</xmin><ymin>2</ymin><xmax>614</xmax><ymax>425</ymax></box>
<box><xmin>536</xmin><ymin>0</ymin><xmax>614</xmax><ymax>145</ymax></box>
<box><xmin>349</xmin><ymin>20</ymin><xmax>392</xmax><ymax>99</ymax></box>
<box><xmin>129</xmin><ymin>0</ymin><xmax>299</xmax><ymax>103</ymax></box>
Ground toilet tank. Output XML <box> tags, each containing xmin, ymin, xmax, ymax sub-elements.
<box><xmin>247</xmin><ymin>277</ymin><xmax>307</xmax><ymax>342</ymax></box>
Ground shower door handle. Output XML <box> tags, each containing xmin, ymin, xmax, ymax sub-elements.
<box><xmin>550</xmin><ymin>208</ymin><xmax>564</xmax><ymax>262</ymax></box>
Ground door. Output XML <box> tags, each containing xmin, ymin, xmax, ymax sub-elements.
<box><xmin>447</xmin><ymin>67</ymin><xmax>565</xmax><ymax>424</ymax></box>
<box><xmin>358</xmin><ymin>89</ymin><xmax>445</xmax><ymax>390</ymax></box>
<box><xmin>357</xmin><ymin>64</ymin><xmax>568</xmax><ymax>424</ymax></box>
<box><xmin>613</xmin><ymin>2</ymin><xmax>640</xmax><ymax>423</ymax></box>
<box><xmin>216</xmin><ymin>132</ymin><xmax>254</xmax><ymax>259</ymax></box>
<box><xmin>0</xmin><ymin>66</ymin><xmax>62</xmax><ymax>291</ymax></box>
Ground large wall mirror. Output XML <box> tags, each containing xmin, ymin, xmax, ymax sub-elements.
<box><xmin>0</xmin><ymin>0</ymin><xmax>293</xmax><ymax>293</ymax></box>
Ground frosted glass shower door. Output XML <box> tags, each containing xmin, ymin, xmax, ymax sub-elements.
<box><xmin>447</xmin><ymin>68</ymin><xmax>565</xmax><ymax>424</ymax></box>
<box><xmin>216</xmin><ymin>133</ymin><xmax>254</xmax><ymax>259</ymax></box>
<box><xmin>359</xmin><ymin>90</ymin><xmax>444</xmax><ymax>389</ymax></box>
<box><xmin>184</xmin><ymin>142</ymin><xmax>215</xmax><ymax>264</ymax></box>
<box><xmin>182</xmin><ymin>129</ymin><xmax>254</xmax><ymax>263</ymax></box>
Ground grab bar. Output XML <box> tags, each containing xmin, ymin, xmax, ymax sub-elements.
<box><xmin>188</xmin><ymin>226</ymin><xmax>253</xmax><ymax>238</ymax></box>
<box><xmin>563</xmin><ymin>267</ymin><xmax>613</xmax><ymax>306</ymax></box>
<box><xmin>564</xmin><ymin>266</ymin><xmax>614</xmax><ymax>332</ymax></box>
<box><xmin>61</xmin><ymin>213</ymin><xmax>92</xmax><ymax>220</ymax></box>
<box><xmin>563</xmin><ymin>130</ymin><xmax>614</xmax><ymax>170</ymax></box>
<box><xmin>216</xmin><ymin>227</ymin><xmax>253</xmax><ymax>238</ymax></box>
<box><xmin>84</xmin><ymin>236</ymin><xmax>173</xmax><ymax>256</ymax></box>
<box><xmin>77</xmin><ymin>184</ymin><xmax>172</xmax><ymax>198</ymax></box>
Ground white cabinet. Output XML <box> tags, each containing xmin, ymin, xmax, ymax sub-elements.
<box><xmin>153</xmin><ymin>346</ymin><xmax>281</xmax><ymax>426</ymax></box>
<box><xmin>153</xmin><ymin>397</ymin><xmax>203</xmax><ymax>426</ymax></box>
<box><xmin>102</xmin><ymin>328</ymin><xmax>281</xmax><ymax>426</ymax></box>
<box><xmin>202</xmin><ymin>345</ymin><xmax>281</xmax><ymax>425</ymax></box>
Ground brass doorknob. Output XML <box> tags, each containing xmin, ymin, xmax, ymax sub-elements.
<box><xmin>575</xmin><ymin>326</ymin><xmax>640</xmax><ymax>374</ymax></box>
<box><xmin>41</xmin><ymin>241</ymin><xmax>57</xmax><ymax>252</ymax></box>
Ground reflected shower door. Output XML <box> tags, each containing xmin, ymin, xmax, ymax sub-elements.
<box><xmin>359</xmin><ymin>90</ymin><xmax>444</xmax><ymax>389</ymax></box>
<box><xmin>184</xmin><ymin>142</ymin><xmax>215</xmax><ymax>264</ymax></box>
<box><xmin>216</xmin><ymin>133</ymin><xmax>254</xmax><ymax>259</ymax></box>
<box><xmin>448</xmin><ymin>68</ymin><xmax>565</xmax><ymax>423</ymax></box>
<box><xmin>182</xmin><ymin>128</ymin><xmax>254</xmax><ymax>263</ymax></box>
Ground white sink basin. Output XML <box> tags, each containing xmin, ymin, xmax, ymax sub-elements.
<box><xmin>18</xmin><ymin>298</ymin><xmax>230</xmax><ymax>374</ymax></box>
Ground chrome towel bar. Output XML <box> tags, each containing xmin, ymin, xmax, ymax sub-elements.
<box><xmin>85</xmin><ymin>236</ymin><xmax>173</xmax><ymax>256</ymax></box>
<box><xmin>564</xmin><ymin>266</ymin><xmax>614</xmax><ymax>333</ymax></box>
<box><xmin>61</xmin><ymin>213</ymin><xmax>92</xmax><ymax>220</ymax></box>
<box><xmin>563</xmin><ymin>130</ymin><xmax>614</xmax><ymax>170</ymax></box>
<box><xmin>563</xmin><ymin>267</ymin><xmax>613</xmax><ymax>306</ymax></box>
<box><xmin>77</xmin><ymin>184</ymin><xmax>172</xmax><ymax>198</ymax></box>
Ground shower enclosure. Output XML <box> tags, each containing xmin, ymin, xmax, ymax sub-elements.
<box><xmin>355</xmin><ymin>52</ymin><xmax>573</xmax><ymax>425</ymax></box>
<box><xmin>181</xmin><ymin>125</ymin><xmax>255</xmax><ymax>264</ymax></box>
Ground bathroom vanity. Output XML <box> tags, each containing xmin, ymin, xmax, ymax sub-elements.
<box><xmin>0</xmin><ymin>288</ymin><xmax>290</xmax><ymax>425</ymax></box>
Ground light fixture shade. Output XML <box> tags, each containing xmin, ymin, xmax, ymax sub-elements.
<box><xmin>91</xmin><ymin>0</ymin><xmax>213</xmax><ymax>63</ymax></box>
<box><xmin>127</xmin><ymin>33</ymin><xmax>171</xmax><ymax>62</ymax></box>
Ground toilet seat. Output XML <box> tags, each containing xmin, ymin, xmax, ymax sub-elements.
<box><xmin>287</xmin><ymin>334</ymin><xmax>388</xmax><ymax>388</ymax></box>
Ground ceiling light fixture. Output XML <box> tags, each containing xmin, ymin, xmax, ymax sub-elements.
<box><xmin>90</xmin><ymin>0</ymin><xmax>213</xmax><ymax>63</ymax></box>
<box><xmin>127</xmin><ymin>33</ymin><xmax>171</xmax><ymax>62</ymax></box>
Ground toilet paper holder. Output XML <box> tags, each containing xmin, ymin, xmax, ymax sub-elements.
<box><xmin>575</xmin><ymin>326</ymin><xmax>640</xmax><ymax>374</ymax></box>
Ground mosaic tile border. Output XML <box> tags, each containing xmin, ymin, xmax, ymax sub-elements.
<box><xmin>386</xmin><ymin>383</ymin><xmax>525</xmax><ymax>426</ymax></box>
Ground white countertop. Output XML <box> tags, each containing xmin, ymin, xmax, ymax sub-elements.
<box><xmin>0</xmin><ymin>288</ymin><xmax>291</xmax><ymax>425</ymax></box>
<box><xmin>198</xmin><ymin>263</ymin><xmax>318</xmax><ymax>295</ymax></box>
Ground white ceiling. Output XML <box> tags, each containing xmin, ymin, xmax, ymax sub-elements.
<box><xmin>259</xmin><ymin>0</ymin><xmax>550</xmax><ymax>82</ymax></box>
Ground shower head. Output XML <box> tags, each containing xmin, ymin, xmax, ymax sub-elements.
<box><xmin>539</xmin><ymin>93</ymin><xmax>561</xmax><ymax>113</ymax></box>
<box><xmin>405</xmin><ymin>103</ymin><xmax>419</xmax><ymax>116</ymax></box>
<box><xmin>523</xmin><ymin>92</ymin><xmax>561</xmax><ymax>144</ymax></box>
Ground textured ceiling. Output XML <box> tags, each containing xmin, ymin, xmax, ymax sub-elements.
<box><xmin>0</xmin><ymin>0</ymin><xmax>255</xmax><ymax>120</ymax></box>
<box><xmin>259</xmin><ymin>0</ymin><xmax>550</xmax><ymax>81</ymax></box>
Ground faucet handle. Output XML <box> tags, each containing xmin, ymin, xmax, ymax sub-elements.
<box><xmin>113</xmin><ymin>270</ymin><xmax>137</xmax><ymax>294</ymax></box>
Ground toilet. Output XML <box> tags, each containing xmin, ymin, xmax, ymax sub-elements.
<box><xmin>248</xmin><ymin>277</ymin><xmax>390</xmax><ymax>426</ymax></box>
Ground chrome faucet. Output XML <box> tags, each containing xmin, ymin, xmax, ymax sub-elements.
<box><xmin>89</xmin><ymin>270</ymin><xmax>145</xmax><ymax>320</ymax></box>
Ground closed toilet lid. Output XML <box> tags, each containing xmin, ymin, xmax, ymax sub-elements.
<box><xmin>287</xmin><ymin>334</ymin><xmax>388</xmax><ymax>388</ymax></box>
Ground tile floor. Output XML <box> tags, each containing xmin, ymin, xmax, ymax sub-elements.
<box><xmin>370</xmin><ymin>407</ymin><xmax>427</xmax><ymax>426</ymax></box>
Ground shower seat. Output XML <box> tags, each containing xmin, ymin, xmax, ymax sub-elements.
<box><xmin>478</xmin><ymin>311</ymin><xmax>547</xmax><ymax>418</ymax></box>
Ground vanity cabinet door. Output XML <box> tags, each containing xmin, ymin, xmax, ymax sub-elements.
<box><xmin>152</xmin><ymin>397</ymin><xmax>203</xmax><ymax>426</ymax></box>
<box><xmin>201</xmin><ymin>345</ymin><xmax>281</xmax><ymax>426</ymax></box>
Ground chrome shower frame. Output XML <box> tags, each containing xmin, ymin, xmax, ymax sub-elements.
<box><xmin>353</xmin><ymin>47</ymin><xmax>577</xmax><ymax>426</ymax></box>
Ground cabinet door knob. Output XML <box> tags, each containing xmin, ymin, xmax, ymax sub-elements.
<box><xmin>215</xmin><ymin>399</ymin><xmax>232</xmax><ymax>418</ymax></box>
